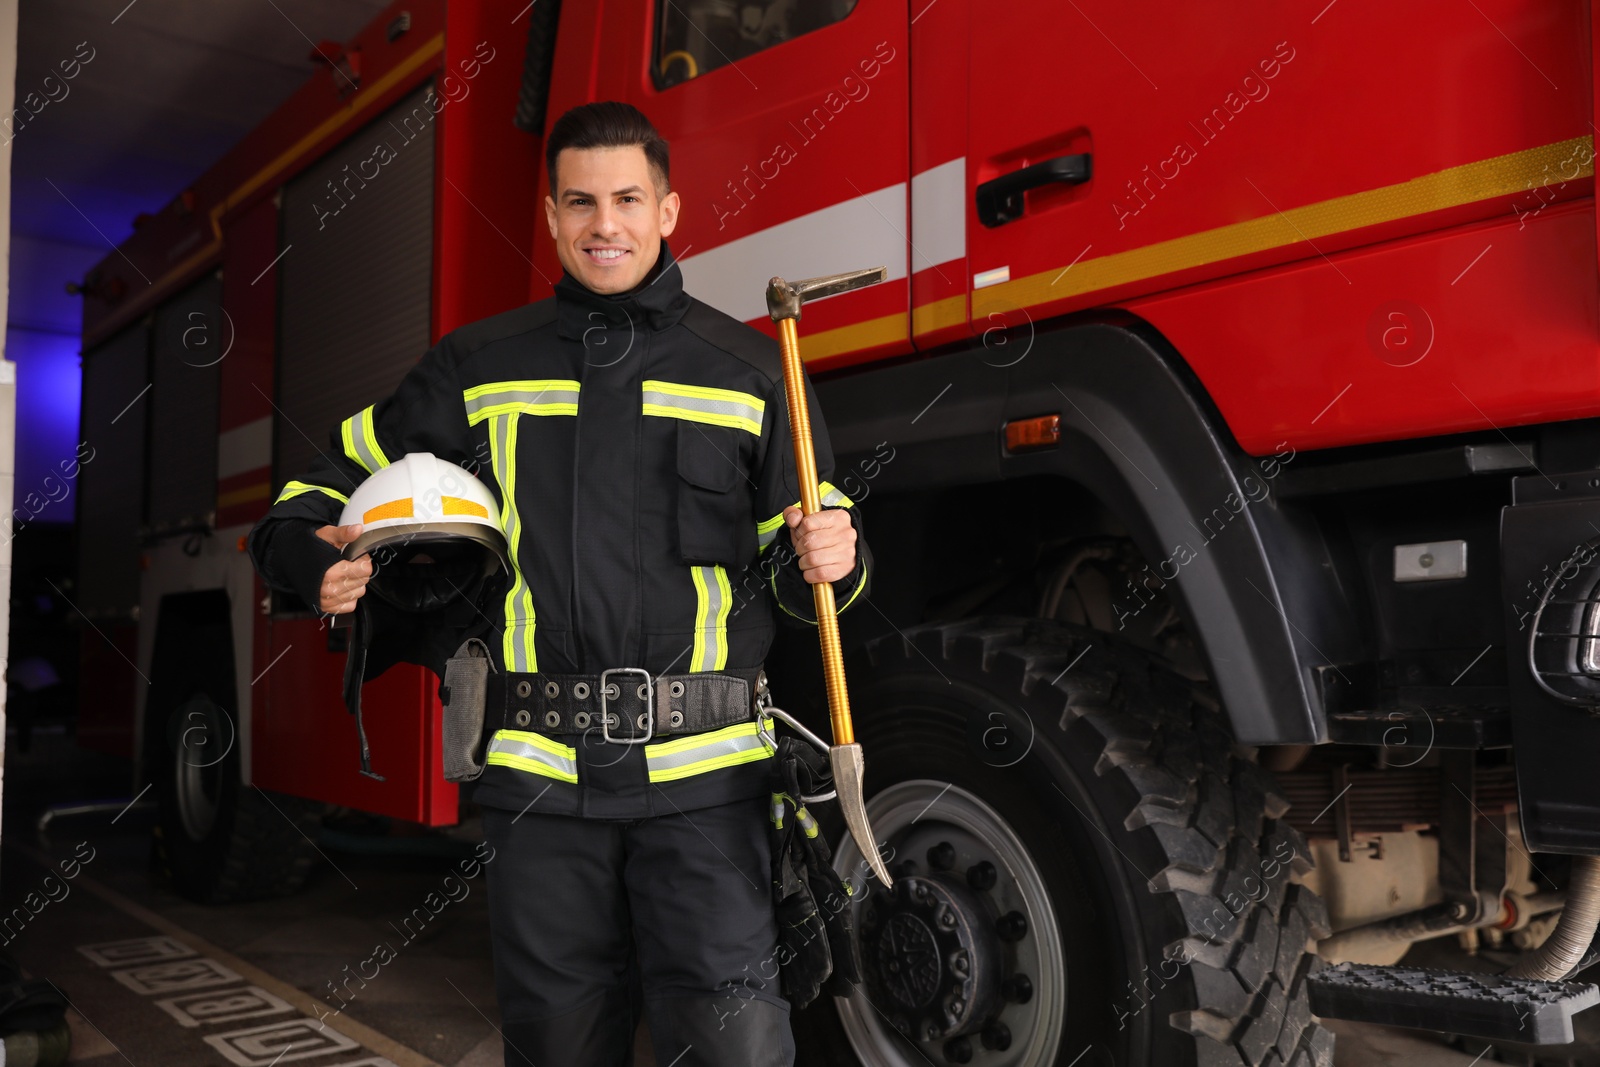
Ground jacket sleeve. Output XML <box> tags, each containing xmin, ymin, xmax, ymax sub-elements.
<box><xmin>753</xmin><ymin>370</ymin><xmax>872</xmax><ymax>628</ymax></box>
<box><xmin>246</xmin><ymin>334</ymin><xmax>478</xmax><ymax>608</ymax></box>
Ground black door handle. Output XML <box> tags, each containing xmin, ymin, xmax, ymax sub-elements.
<box><xmin>975</xmin><ymin>153</ymin><xmax>1092</xmax><ymax>228</ymax></box>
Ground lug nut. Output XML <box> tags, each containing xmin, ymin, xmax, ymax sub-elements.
<box><xmin>943</xmin><ymin>1036</ymin><xmax>973</xmax><ymax>1063</ymax></box>
<box><xmin>982</xmin><ymin>1022</ymin><xmax>1012</xmax><ymax>1051</ymax></box>
<box><xmin>967</xmin><ymin>860</ymin><xmax>997</xmax><ymax>891</ymax></box>
<box><xmin>1002</xmin><ymin>973</ymin><xmax>1034</xmax><ymax>1004</ymax></box>
<box><xmin>996</xmin><ymin>911</ymin><xmax>1028</xmax><ymax>942</ymax></box>
<box><xmin>928</xmin><ymin>841</ymin><xmax>957</xmax><ymax>870</ymax></box>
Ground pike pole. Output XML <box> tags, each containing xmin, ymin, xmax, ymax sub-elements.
<box><xmin>766</xmin><ymin>267</ymin><xmax>893</xmax><ymax>888</ymax></box>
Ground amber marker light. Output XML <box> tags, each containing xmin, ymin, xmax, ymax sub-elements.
<box><xmin>1004</xmin><ymin>414</ymin><xmax>1061</xmax><ymax>452</ymax></box>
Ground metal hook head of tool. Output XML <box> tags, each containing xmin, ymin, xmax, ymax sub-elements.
<box><xmin>833</xmin><ymin>743</ymin><xmax>893</xmax><ymax>888</ymax></box>
<box><xmin>766</xmin><ymin>266</ymin><xmax>888</xmax><ymax>323</ymax></box>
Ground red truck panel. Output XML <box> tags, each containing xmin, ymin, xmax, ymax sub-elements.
<box><xmin>959</xmin><ymin>0</ymin><xmax>1595</xmax><ymax>453</ymax></box>
<box><xmin>535</xmin><ymin>0</ymin><xmax>913</xmax><ymax>368</ymax></box>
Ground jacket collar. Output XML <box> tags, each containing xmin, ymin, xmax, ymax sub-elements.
<box><xmin>554</xmin><ymin>238</ymin><xmax>693</xmax><ymax>340</ymax></box>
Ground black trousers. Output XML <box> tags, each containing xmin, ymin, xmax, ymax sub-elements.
<box><xmin>482</xmin><ymin>793</ymin><xmax>795</xmax><ymax>1066</ymax></box>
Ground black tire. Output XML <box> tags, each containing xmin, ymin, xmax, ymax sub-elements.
<box><xmin>793</xmin><ymin>616</ymin><xmax>1335</xmax><ymax>1067</ymax></box>
<box><xmin>148</xmin><ymin>688</ymin><xmax>322</xmax><ymax>903</ymax></box>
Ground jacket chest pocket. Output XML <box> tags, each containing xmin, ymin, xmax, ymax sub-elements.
<box><xmin>676</xmin><ymin>421</ymin><xmax>755</xmax><ymax>566</ymax></box>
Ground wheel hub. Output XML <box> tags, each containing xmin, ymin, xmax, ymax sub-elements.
<box><xmin>833</xmin><ymin>780</ymin><xmax>1065</xmax><ymax>1066</ymax></box>
<box><xmin>861</xmin><ymin>872</ymin><xmax>1004</xmax><ymax>1042</ymax></box>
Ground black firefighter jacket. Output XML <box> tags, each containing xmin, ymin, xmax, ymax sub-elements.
<box><xmin>247</xmin><ymin>238</ymin><xmax>872</xmax><ymax>819</ymax></box>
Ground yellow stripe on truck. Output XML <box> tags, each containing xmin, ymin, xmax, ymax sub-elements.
<box><xmin>973</xmin><ymin>135</ymin><xmax>1596</xmax><ymax>319</ymax></box>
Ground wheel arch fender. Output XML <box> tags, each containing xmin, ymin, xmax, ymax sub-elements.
<box><xmin>143</xmin><ymin>589</ymin><xmax>237</xmax><ymax>780</ymax></box>
<box><xmin>820</xmin><ymin>313</ymin><xmax>1362</xmax><ymax>744</ymax></box>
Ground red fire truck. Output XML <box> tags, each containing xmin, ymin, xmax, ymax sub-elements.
<box><xmin>72</xmin><ymin>0</ymin><xmax>1600</xmax><ymax>1063</ymax></box>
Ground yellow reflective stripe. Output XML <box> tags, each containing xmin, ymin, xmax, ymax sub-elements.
<box><xmin>641</xmin><ymin>379</ymin><xmax>765</xmax><ymax>436</ymax></box>
<box><xmin>974</xmin><ymin>135</ymin><xmax>1598</xmax><ymax>319</ymax></box>
<box><xmin>645</xmin><ymin>719</ymin><xmax>774</xmax><ymax>783</ymax></box>
<box><xmin>276</xmin><ymin>480</ymin><xmax>350</xmax><ymax>505</ymax></box>
<box><xmin>489</xmin><ymin>413</ymin><xmax>536</xmax><ymax>672</ymax></box>
<box><xmin>757</xmin><ymin>481</ymin><xmax>854</xmax><ymax>553</ymax></box>
<box><xmin>340</xmin><ymin>404</ymin><xmax>390</xmax><ymax>474</ymax></box>
<box><xmin>442</xmin><ymin>496</ymin><xmax>489</xmax><ymax>518</ymax></box>
<box><xmin>362</xmin><ymin>497</ymin><xmax>413</xmax><ymax>524</ymax></box>
<box><xmin>837</xmin><ymin>556</ymin><xmax>867</xmax><ymax>613</ymax></box>
<box><xmin>756</xmin><ymin>513</ymin><xmax>787</xmax><ymax>554</ymax></box>
<box><xmin>689</xmin><ymin>564</ymin><xmax>732</xmax><ymax>671</ymax></box>
<box><xmin>463</xmin><ymin>379</ymin><xmax>581</xmax><ymax>425</ymax></box>
<box><xmin>771</xmin><ymin>554</ymin><xmax>866</xmax><ymax>624</ymax></box>
<box><xmin>484</xmin><ymin>729</ymin><xmax>578</xmax><ymax>783</ymax></box>
<box><xmin>819</xmin><ymin>480</ymin><xmax>854</xmax><ymax>508</ymax></box>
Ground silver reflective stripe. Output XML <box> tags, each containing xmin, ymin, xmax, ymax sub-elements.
<box><xmin>341</xmin><ymin>404</ymin><xmax>390</xmax><ymax>475</ymax></box>
<box><xmin>689</xmin><ymin>565</ymin><xmax>730</xmax><ymax>671</ymax></box>
<box><xmin>756</xmin><ymin>481</ymin><xmax>853</xmax><ymax>552</ymax></box>
<box><xmin>645</xmin><ymin>720</ymin><xmax>775</xmax><ymax>783</ymax></box>
<box><xmin>756</xmin><ymin>514</ymin><xmax>785</xmax><ymax>553</ymax></box>
<box><xmin>484</xmin><ymin>730</ymin><xmax>578</xmax><ymax>782</ymax></box>
<box><xmin>641</xmin><ymin>380</ymin><xmax>764</xmax><ymax>436</ymax></box>
<box><xmin>490</xmin><ymin>413</ymin><xmax>536</xmax><ymax>672</ymax></box>
<box><xmin>464</xmin><ymin>379</ymin><xmax>581</xmax><ymax>425</ymax></box>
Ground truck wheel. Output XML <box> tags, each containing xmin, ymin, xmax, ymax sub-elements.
<box><xmin>150</xmin><ymin>691</ymin><xmax>322</xmax><ymax>903</ymax></box>
<box><xmin>793</xmin><ymin>616</ymin><xmax>1334</xmax><ymax>1067</ymax></box>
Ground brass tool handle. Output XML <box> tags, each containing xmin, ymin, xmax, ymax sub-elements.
<box><xmin>776</xmin><ymin>317</ymin><xmax>854</xmax><ymax>746</ymax></box>
<box><xmin>766</xmin><ymin>267</ymin><xmax>885</xmax><ymax>747</ymax></box>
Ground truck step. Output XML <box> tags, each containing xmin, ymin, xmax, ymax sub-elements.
<box><xmin>1307</xmin><ymin>961</ymin><xmax>1600</xmax><ymax>1045</ymax></box>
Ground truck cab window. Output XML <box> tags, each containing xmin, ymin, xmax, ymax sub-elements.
<box><xmin>653</xmin><ymin>0</ymin><xmax>859</xmax><ymax>88</ymax></box>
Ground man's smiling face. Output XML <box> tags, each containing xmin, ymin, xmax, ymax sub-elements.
<box><xmin>545</xmin><ymin>145</ymin><xmax>680</xmax><ymax>295</ymax></box>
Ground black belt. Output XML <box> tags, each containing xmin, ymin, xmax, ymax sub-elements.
<box><xmin>494</xmin><ymin>665</ymin><xmax>765</xmax><ymax>743</ymax></box>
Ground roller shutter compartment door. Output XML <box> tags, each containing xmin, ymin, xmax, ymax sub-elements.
<box><xmin>77</xmin><ymin>319</ymin><xmax>150</xmax><ymax>620</ymax></box>
<box><xmin>274</xmin><ymin>80</ymin><xmax>436</xmax><ymax>489</ymax></box>
<box><xmin>147</xmin><ymin>272</ymin><xmax>223</xmax><ymax>535</ymax></box>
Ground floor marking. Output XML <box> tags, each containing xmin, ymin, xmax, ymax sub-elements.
<box><xmin>8</xmin><ymin>841</ymin><xmax>442</xmax><ymax>1067</ymax></box>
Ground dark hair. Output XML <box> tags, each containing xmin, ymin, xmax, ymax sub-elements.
<box><xmin>546</xmin><ymin>102</ymin><xmax>670</xmax><ymax>197</ymax></box>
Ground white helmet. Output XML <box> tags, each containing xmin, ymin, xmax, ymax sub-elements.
<box><xmin>339</xmin><ymin>453</ymin><xmax>509</xmax><ymax>611</ymax></box>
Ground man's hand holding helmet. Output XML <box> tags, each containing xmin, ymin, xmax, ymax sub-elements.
<box><xmin>314</xmin><ymin>522</ymin><xmax>371</xmax><ymax>615</ymax></box>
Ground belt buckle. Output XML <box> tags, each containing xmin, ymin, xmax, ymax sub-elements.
<box><xmin>600</xmin><ymin>667</ymin><xmax>653</xmax><ymax>744</ymax></box>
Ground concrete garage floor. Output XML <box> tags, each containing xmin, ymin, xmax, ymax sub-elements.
<box><xmin>0</xmin><ymin>726</ymin><xmax>1495</xmax><ymax>1066</ymax></box>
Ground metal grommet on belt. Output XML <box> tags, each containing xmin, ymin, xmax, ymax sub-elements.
<box><xmin>514</xmin><ymin>709</ymin><xmax>531</xmax><ymax>727</ymax></box>
<box><xmin>669</xmin><ymin>680</ymin><xmax>685</xmax><ymax>698</ymax></box>
<box><xmin>515</xmin><ymin>680</ymin><xmax>532</xmax><ymax>699</ymax></box>
<box><xmin>603</xmin><ymin>683</ymin><xmax>619</xmax><ymax>699</ymax></box>
<box><xmin>636</xmin><ymin>683</ymin><xmax>649</xmax><ymax>700</ymax></box>
<box><xmin>544</xmin><ymin>680</ymin><xmax>560</xmax><ymax>699</ymax></box>
<box><xmin>544</xmin><ymin>710</ymin><xmax>561</xmax><ymax>728</ymax></box>
<box><xmin>573</xmin><ymin>711</ymin><xmax>591</xmax><ymax>729</ymax></box>
<box><xmin>573</xmin><ymin>681</ymin><xmax>590</xmax><ymax>700</ymax></box>
<box><xmin>670</xmin><ymin>710</ymin><xmax>684</xmax><ymax>728</ymax></box>
<box><xmin>636</xmin><ymin>712</ymin><xmax>649</xmax><ymax>730</ymax></box>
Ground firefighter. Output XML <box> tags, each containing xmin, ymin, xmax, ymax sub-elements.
<box><xmin>247</xmin><ymin>101</ymin><xmax>872</xmax><ymax>1066</ymax></box>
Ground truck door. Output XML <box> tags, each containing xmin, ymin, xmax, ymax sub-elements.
<box><xmin>962</xmin><ymin>3</ymin><xmax>1299</xmax><ymax>332</ymax></box>
<box><xmin>539</xmin><ymin>0</ymin><xmax>911</xmax><ymax>371</ymax></box>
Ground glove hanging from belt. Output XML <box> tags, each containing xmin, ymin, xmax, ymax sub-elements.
<box><xmin>768</xmin><ymin>732</ymin><xmax>863</xmax><ymax>1009</ymax></box>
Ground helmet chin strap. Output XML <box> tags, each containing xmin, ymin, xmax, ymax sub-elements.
<box><xmin>341</xmin><ymin>597</ymin><xmax>386</xmax><ymax>782</ymax></box>
<box><xmin>339</xmin><ymin>555</ymin><xmax>507</xmax><ymax>782</ymax></box>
